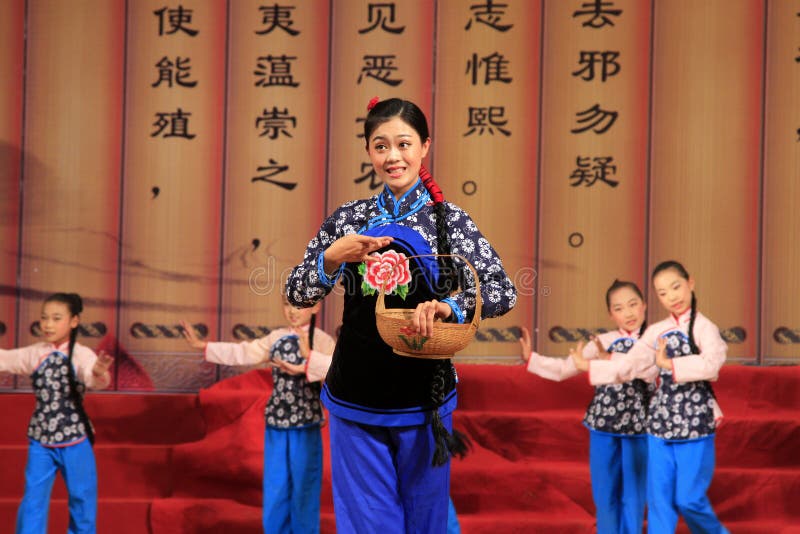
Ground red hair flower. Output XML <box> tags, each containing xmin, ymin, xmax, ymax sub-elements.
<box><xmin>367</xmin><ymin>96</ymin><xmax>380</xmax><ymax>112</ymax></box>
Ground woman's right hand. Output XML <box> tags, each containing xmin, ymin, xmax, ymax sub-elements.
<box><xmin>179</xmin><ymin>320</ymin><xmax>207</xmax><ymax>351</ymax></box>
<box><xmin>323</xmin><ymin>234</ymin><xmax>393</xmax><ymax>272</ymax></box>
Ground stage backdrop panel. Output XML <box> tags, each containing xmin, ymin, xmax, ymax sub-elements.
<box><xmin>647</xmin><ymin>0</ymin><xmax>762</xmax><ymax>362</ymax></box>
<box><xmin>536</xmin><ymin>0</ymin><xmax>651</xmax><ymax>356</ymax></box>
<box><xmin>16</xmin><ymin>0</ymin><xmax>125</xmax><ymax>388</ymax></box>
<box><xmin>761</xmin><ymin>0</ymin><xmax>800</xmax><ymax>362</ymax></box>
<box><xmin>219</xmin><ymin>0</ymin><xmax>331</xmax><ymax>378</ymax></box>
<box><xmin>323</xmin><ymin>0</ymin><xmax>435</xmax><ymax>335</ymax></box>
<box><xmin>0</xmin><ymin>0</ymin><xmax>24</xmax><ymax>388</ymax></box>
<box><xmin>434</xmin><ymin>0</ymin><xmax>542</xmax><ymax>359</ymax></box>
<box><xmin>118</xmin><ymin>0</ymin><xmax>226</xmax><ymax>391</ymax></box>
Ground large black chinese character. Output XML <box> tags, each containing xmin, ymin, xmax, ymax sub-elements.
<box><xmin>152</xmin><ymin>56</ymin><xmax>197</xmax><ymax>88</ymax></box>
<box><xmin>359</xmin><ymin>3</ymin><xmax>405</xmax><ymax>34</ymax></box>
<box><xmin>465</xmin><ymin>1</ymin><xmax>513</xmax><ymax>32</ymax></box>
<box><xmin>466</xmin><ymin>52</ymin><xmax>512</xmax><ymax>85</ymax></box>
<box><xmin>464</xmin><ymin>106</ymin><xmax>510</xmax><ymax>137</ymax></box>
<box><xmin>355</xmin><ymin>162</ymin><xmax>381</xmax><ymax>190</ymax></box>
<box><xmin>357</xmin><ymin>55</ymin><xmax>402</xmax><ymax>86</ymax></box>
<box><xmin>255</xmin><ymin>107</ymin><xmax>297</xmax><ymax>139</ymax></box>
<box><xmin>151</xmin><ymin>108</ymin><xmax>196</xmax><ymax>139</ymax></box>
<box><xmin>572</xmin><ymin>0</ymin><xmax>623</xmax><ymax>29</ymax></box>
<box><xmin>571</xmin><ymin>104</ymin><xmax>618</xmax><ymax>134</ymax></box>
<box><xmin>254</xmin><ymin>55</ymin><xmax>300</xmax><ymax>87</ymax></box>
<box><xmin>572</xmin><ymin>51</ymin><xmax>620</xmax><ymax>82</ymax></box>
<box><xmin>356</xmin><ymin>116</ymin><xmax>366</xmax><ymax>139</ymax></box>
<box><xmin>154</xmin><ymin>6</ymin><xmax>198</xmax><ymax>36</ymax></box>
<box><xmin>569</xmin><ymin>156</ymin><xmax>618</xmax><ymax>187</ymax></box>
<box><xmin>796</xmin><ymin>47</ymin><xmax>799</xmax><ymax>62</ymax></box>
<box><xmin>255</xmin><ymin>4</ymin><xmax>299</xmax><ymax>36</ymax></box>
<box><xmin>252</xmin><ymin>159</ymin><xmax>296</xmax><ymax>190</ymax></box>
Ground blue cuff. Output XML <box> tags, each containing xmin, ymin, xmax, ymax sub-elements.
<box><xmin>442</xmin><ymin>297</ymin><xmax>465</xmax><ymax>324</ymax></box>
<box><xmin>317</xmin><ymin>252</ymin><xmax>344</xmax><ymax>287</ymax></box>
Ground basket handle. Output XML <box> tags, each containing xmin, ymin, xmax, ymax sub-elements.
<box><xmin>375</xmin><ymin>253</ymin><xmax>482</xmax><ymax>331</ymax></box>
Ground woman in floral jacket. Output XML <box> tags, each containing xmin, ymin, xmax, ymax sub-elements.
<box><xmin>286</xmin><ymin>97</ymin><xmax>516</xmax><ymax>534</ymax></box>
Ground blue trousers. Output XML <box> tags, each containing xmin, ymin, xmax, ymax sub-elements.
<box><xmin>16</xmin><ymin>439</ymin><xmax>97</xmax><ymax>534</ymax></box>
<box><xmin>446</xmin><ymin>497</ymin><xmax>460</xmax><ymax>534</ymax></box>
<box><xmin>328</xmin><ymin>413</ymin><xmax>451</xmax><ymax>534</ymax></box>
<box><xmin>589</xmin><ymin>431</ymin><xmax>647</xmax><ymax>534</ymax></box>
<box><xmin>647</xmin><ymin>435</ymin><xmax>728</xmax><ymax>534</ymax></box>
<box><xmin>263</xmin><ymin>426</ymin><xmax>323</xmax><ymax>534</ymax></box>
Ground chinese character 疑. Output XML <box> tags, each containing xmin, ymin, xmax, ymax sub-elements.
<box><xmin>355</xmin><ymin>162</ymin><xmax>381</xmax><ymax>190</ymax></box>
<box><xmin>357</xmin><ymin>55</ymin><xmax>402</xmax><ymax>86</ymax></box>
<box><xmin>572</xmin><ymin>0</ymin><xmax>623</xmax><ymax>29</ymax></box>
<box><xmin>254</xmin><ymin>55</ymin><xmax>300</xmax><ymax>87</ymax></box>
<box><xmin>252</xmin><ymin>159</ymin><xmax>297</xmax><ymax>190</ymax></box>
<box><xmin>151</xmin><ymin>108</ymin><xmax>196</xmax><ymax>139</ymax></box>
<box><xmin>572</xmin><ymin>51</ymin><xmax>620</xmax><ymax>82</ymax></box>
<box><xmin>466</xmin><ymin>52</ymin><xmax>512</xmax><ymax>85</ymax></box>
<box><xmin>465</xmin><ymin>0</ymin><xmax>513</xmax><ymax>32</ymax></box>
<box><xmin>255</xmin><ymin>107</ymin><xmax>297</xmax><ymax>139</ymax></box>
<box><xmin>255</xmin><ymin>4</ymin><xmax>299</xmax><ymax>36</ymax></box>
<box><xmin>464</xmin><ymin>106</ymin><xmax>511</xmax><ymax>137</ymax></box>
<box><xmin>152</xmin><ymin>56</ymin><xmax>198</xmax><ymax>88</ymax></box>
<box><xmin>154</xmin><ymin>6</ymin><xmax>198</xmax><ymax>37</ymax></box>
<box><xmin>569</xmin><ymin>156</ymin><xmax>618</xmax><ymax>187</ymax></box>
<box><xmin>571</xmin><ymin>104</ymin><xmax>618</xmax><ymax>134</ymax></box>
<box><xmin>359</xmin><ymin>3</ymin><xmax>405</xmax><ymax>34</ymax></box>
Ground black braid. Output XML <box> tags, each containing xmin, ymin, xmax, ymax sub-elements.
<box><xmin>688</xmin><ymin>292</ymin><xmax>700</xmax><ymax>354</ymax></box>
<box><xmin>48</xmin><ymin>293</ymin><xmax>96</xmax><ymax>446</ymax></box>
<box><xmin>433</xmin><ymin>202</ymin><xmax>458</xmax><ymax>296</ymax></box>
<box><xmin>308</xmin><ymin>313</ymin><xmax>316</xmax><ymax>350</ymax></box>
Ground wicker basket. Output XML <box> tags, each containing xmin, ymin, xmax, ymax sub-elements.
<box><xmin>375</xmin><ymin>254</ymin><xmax>481</xmax><ymax>359</ymax></box>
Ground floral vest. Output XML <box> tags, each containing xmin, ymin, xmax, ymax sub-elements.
<box><xmin>264</xmin><ymin>335</ymin><xmax>324</xmax><ymax>428</ymax></box>
<box><xmin>583</xmin><ymin>336</ymin><xmax>654</xmax><ymax>436</ymax></box>
<box><xmin>27</xmin><ymin>351</ymin><xmax>90</xmax><ymax>446</ymax></box>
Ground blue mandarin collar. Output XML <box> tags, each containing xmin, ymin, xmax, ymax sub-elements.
<box><xmin>379</xmin><ymin>179</ymin><xmax>429</xmax><ymax>217</ymax></box>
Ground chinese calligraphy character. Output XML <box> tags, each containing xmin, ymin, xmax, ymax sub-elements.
<box><xmin>571</xmin><ymin>104</ymin><xmax>618</xmax><ymax>134</ymax></box>
<box><xmin>797</xmin><ymin>127</ymin><xmax>799</xmax><ymax>142</ymax></box>
<box><xmin>466</xmin><ymin>52</ymin><xmax>512</xmax><ymax>85</ymax></box>
<box><xmin>252</xmin><ymin>159</ymin><xmax>297</xmax><ymax>190</ymax></box>
<box><xmin>569</xmin><ymin>156</ymin><xmax>618</xmax><ymax>187</ymax></box>
<box><xmin>357</xmin><ymin>55</ymin><xmax>402</xmax><ymax>86</ymax></box>
<box><xmin>572</xmin><ymin>0</ymin><xmax>623</xmax><ymax>29</ymax></box>
<box><xmin>572</xmin><ymin>51</ymin><xmax>620</xmax><ymax>82</ymax></box>
<box><xmin>465</xmin><ymin>0</ymin><xmax>513</xmax><ymax>32</ymax></box>
<box><xmin>464</xmin><ymin>106</ymin><xmax>510</xmax><ymax>137</ymax></box>
<box><xmin>254</xmin><ymin>55</ymin><xmax>300</xmax><ymax>87</ymax></box>
<box><xmin>359</xmin><ymin>3</ymin><xmax>405</xmax><ymax>34</ymax></box>
<box><xmin>356</xmin><ymin>116</ymin><xmax>366</xmax><ymax>139</ymax></box>
<box><xmin>355</xmin><ymin>162</ymin><xmax>381</xmax><ymax>190</ymax></box>
<box><xmin>796</xmin><ymin>47</ymin><xmax>799</xmax><ymax>63</ymax></box>
<box><xmin>151</xmin><ymin>108</ymin><xmax>196</xmax><ymax>139</ymax></box>
<box><xmin>255</xmin><ymin>107</ymin><xmax>296</xmax><ymax>139</ymax></box>
<box><xmin>154</xmin><ymin>6</ymin><xmax>198</xmax><ymax>36</ymax></box>
<box><xmin>152</xmin><ymin>56</ymin><xmax>197</xmax><ymax>88</ymax></box>
<box><xmin>255</xmin><ymin>4</ymin><xmax>299</xmax><ymax>36</ymax></box>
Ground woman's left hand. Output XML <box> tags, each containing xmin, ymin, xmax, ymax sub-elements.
<box><xmin>411</xmin><ymin>300</ymin><xmax>452</xmax><ymax>337</ymax></box>
<box><xmin>93</xmin><ymin>350</ymin><xmax>114</xmax><ymax>377</ymax></box>
<box><xmin>655</xmin><ymin>338</ymin><xmax>671</xmax><ymax>370</ymax></box>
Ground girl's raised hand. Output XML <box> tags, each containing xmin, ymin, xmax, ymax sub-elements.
<box><xmin>411</xmin><ymin>299</ymin><xmax>452</xmax><ymax>338</ymax></box>
<box><xmin>592</xmin><ymin>336</ymin><xmax>611</xmax><ymax>360</ymax></box>
<box><xmin>92</xmin><ymin>350</ymin><xmax>114</xmax><ymax>377</ymax></box>
<box><xmin>570</xmin><ymin>341</ymin><xmax>589</xmax><ymax>372</ymax></box>
<box><xmin>323</xmin><ymin>234</ymin><xmax>393</xmax><ymax>269</ymax></box>
<box><xmin>519</xmin><ymin>327</ymin><xmax>533</xmax><ymax>362</ymax></box>
<box><xmin>655</xmin><ymin>337</ymin><xmax>670</xmax><ymax>370</ymax></box>
<box><xmin>179</xmin><ymin>320</ymin><xmax>207</xmax><ymax>351</ymax></box>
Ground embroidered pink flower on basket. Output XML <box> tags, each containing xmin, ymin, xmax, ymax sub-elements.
<box><xmin>359</xmin><ymin>250</ymin><xmax>412</xmax><ymax>299</ymax></box>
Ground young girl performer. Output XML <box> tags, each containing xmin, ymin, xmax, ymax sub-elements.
<box><xmin>180</xmin><ymin>295</ymin><xmax>335</xmax><ymax>534</ymax></box>
<box><xmin>286</xmin><ymin>97</ymin><xmax>516</xmax><ymax>533</ymax></box>
<box><xmin>521</xmin><ymin>280</ymin><xmax>651</xmax><ymax>534</ymax></box>
<box><xmin>0</xmin><ymin>293</ymin><xmax>113</xmax><ymax>534</ymax></box>
<box><xmin>575</xmin><ymin>261</ymin><xmax>729</xmax><ymax>533</ymax></box>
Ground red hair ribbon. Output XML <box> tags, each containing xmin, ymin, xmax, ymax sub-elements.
<box><xmin>367</xmin><ymin>96</ymin><xmax>380</xmax><ymax>111</ymax></box>
<box><xmin>419</xmin><ymin>165</ymin><xmax>444</xmax><ymax>204</ymax></box>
